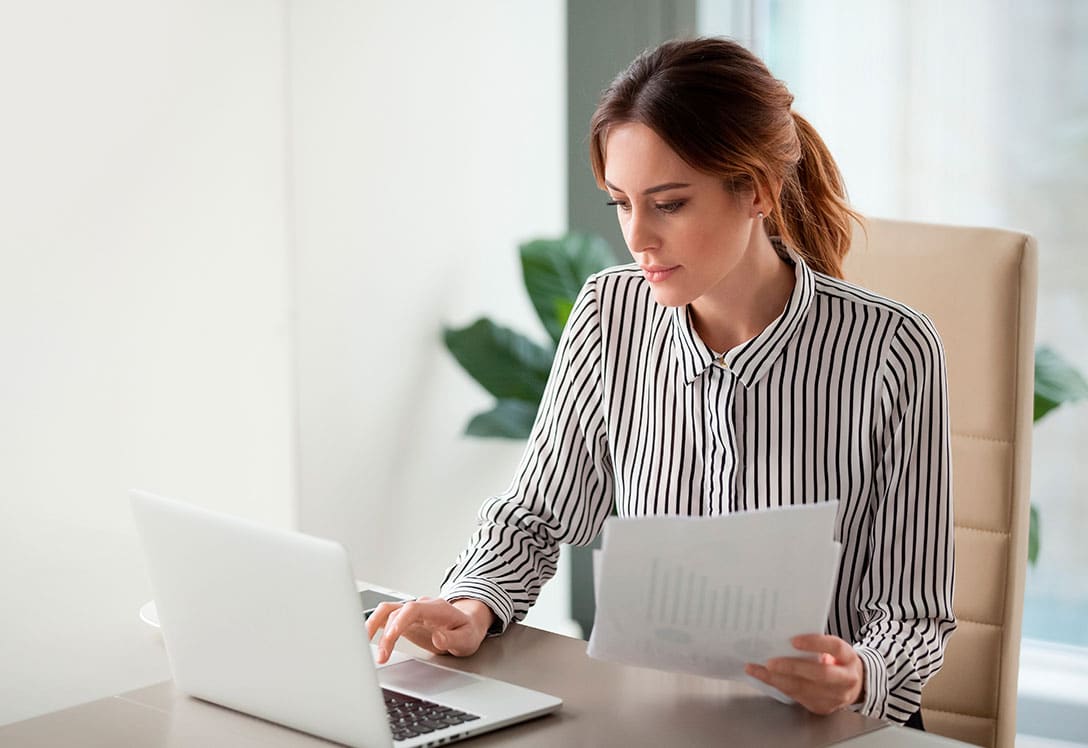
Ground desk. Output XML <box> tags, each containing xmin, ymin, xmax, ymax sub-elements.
<box><xmin>0</xmin><ymin>622</ymin><xmax>968</xmax><ymax>747</ymax></box>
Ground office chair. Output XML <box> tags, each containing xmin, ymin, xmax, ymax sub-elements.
<box><xmin>844</xmin><ymin>217</ymin><xmax>1038</xmax><ymax>748</ymax></box>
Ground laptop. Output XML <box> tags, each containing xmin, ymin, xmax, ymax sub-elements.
<box><xmin>130</xmin><ymin>490</ymin><xmax>561</xmax><ymax>747</ymax></box>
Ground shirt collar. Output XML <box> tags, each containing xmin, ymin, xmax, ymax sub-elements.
<box><xmin>670</xmin><ymin>240</ymin><xmax>816</xmax><ymax>388</ymax></box>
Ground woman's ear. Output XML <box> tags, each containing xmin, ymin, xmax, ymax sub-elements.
<box><xmin>751</xmin><ymin>177</ymin><xmax>781</xmax><ymax>219</ymax></box>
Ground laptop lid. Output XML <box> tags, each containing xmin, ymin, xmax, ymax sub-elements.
<box><xmin>130</xmin><ymin>490</ymin><xmax>561</xmax><ymax>748</ymax></box>
<box><xmin>131</xmin><ymin>489</ymin><xmax>393</xmax><ymax>747</ymax></box>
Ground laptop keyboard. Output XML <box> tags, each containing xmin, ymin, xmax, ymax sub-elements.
<box><xmin>383</xmin><ymin>688</ymin><xmax>480</xmax><ymax>743</ymax></box>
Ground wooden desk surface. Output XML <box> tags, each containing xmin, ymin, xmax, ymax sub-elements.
<box><xmin>0</xmin><ymin>622</ymin><xmax>890</xmax><ymax>747</ymax></box>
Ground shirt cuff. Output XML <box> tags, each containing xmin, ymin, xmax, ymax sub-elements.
<box><xmin>441</xmin><ymin>576</ymin><xmax>514</xmax><ymax>636</ymax></box>
<box><xmin>853</xmin><ymin>644</ymin><xmax>888</xmax><ymax>720</ymax></box>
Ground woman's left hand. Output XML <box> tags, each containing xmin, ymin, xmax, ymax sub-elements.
<box><xmin>744</xmin><ymin>634</ymin><xmax>865</xmax><ymax>715</ymax></box>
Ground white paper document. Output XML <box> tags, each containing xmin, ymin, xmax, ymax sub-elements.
<box><xmin>587</xmin><ymin>502</ymin><xmax>842</xmax><ymax>697</ymax></box>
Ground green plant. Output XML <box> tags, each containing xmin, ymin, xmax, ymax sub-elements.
<box><xmin>1030</xmin><ymin>345</ymin><xmax>1088</xmax><ymax>564</ymax></box>
<box><xmin>442</xmin><ymin>233</ymin><xmax>615</xmax><ymax>438</ymax></box>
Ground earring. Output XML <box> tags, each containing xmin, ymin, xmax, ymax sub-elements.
<box><xmin>757</xmin><ymin>212</ymin><xmax>765</xmax><ymax>220</ymax></box>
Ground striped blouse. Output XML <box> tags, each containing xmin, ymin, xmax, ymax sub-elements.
<box><xmin>441</xmin><ymin>244</ymin><xmax>956</xmax><ymax>723</ymax></box>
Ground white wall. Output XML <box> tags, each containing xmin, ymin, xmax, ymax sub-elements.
<box><xmin>0</xmin><ymin>0</ymin><xmax>572</xmax><ymax>726</ymax></box>
<box><xmin>289</xmin><ymin>0</ymin><xmax>572</xmax><ymax>633</ymax></box>
<box><xmin>0</xmin><ymin>0</ymin><xmax>294</xmax><ymax>724</ymax></box>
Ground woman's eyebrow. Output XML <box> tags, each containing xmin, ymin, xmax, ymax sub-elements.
<box><xmin>604</xmin><ymin>180</ymin><xmax>692</xmax><ymax>195</ymax></box>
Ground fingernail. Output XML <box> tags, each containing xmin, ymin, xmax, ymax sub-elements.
<box><xmin>434</xmin><ymin>632</ymin><xmax>447</xmax><ymax>648</ymax></box>
<box><xmin>378</xmin><ymin>647</ymin><xmax>387</xmax><ymax>661</ymax></box>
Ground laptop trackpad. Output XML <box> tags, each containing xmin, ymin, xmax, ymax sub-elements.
<box><xmin>378</xmin><ymin>659</ymin><xmax>479</xmax><ymax>697</ymax></box>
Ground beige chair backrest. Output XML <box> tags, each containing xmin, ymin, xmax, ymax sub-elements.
<box><xmin>843</xmin><ymin>218</ymin><xmax>1038</xmax><ymax>748</ymax></box>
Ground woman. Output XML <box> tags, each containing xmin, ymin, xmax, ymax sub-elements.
<box><xmin>367</xmin><ymin>37</ymin><xmax>955</xmax><ymax>729</ymax></box>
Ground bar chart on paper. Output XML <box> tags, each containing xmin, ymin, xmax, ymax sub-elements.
<box><xmin>587</xmin><ymin>503</ymin><xmax>842</xmax><ymax>681</ymax></box>
<box><xmin>645</xmin><ymin>558</ymin><xmax>781</xmax><ymax>633</ymax></box>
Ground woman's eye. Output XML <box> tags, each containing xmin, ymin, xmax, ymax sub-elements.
<box><xmin>655</xmin><ymin>200</ymin><xmax>685</xmax><ymax>214</ymax></box>
<box><xmin>606</xmin><ymin>199</ymin><xmax>631</xmax><ymax>212</ymax></box>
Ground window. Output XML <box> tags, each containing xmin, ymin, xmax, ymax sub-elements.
<box><xmin>700</xmin><ymin>0</ymin><xmax>1088</xmax><ymax>740</ymax></box>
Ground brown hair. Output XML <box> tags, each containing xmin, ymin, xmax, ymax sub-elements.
<box><xmin>589</xmin><ymin>37</ymin><xmax>861</xmax><ymax>278</ymax></box>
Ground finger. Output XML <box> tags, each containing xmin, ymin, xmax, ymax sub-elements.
<box><xmin>365</xmin><ymin>601</ymin><xmax>403</xmax><ymax>640</ymax></box>
<box><xmin>765</xmin><ymin>656</ymin><xmax>854</xmax><ymax>686</ymax></box>
<box><xmin>745</xmin><ymin>663</ymin><xmax>803</xmax><ymax>691</ymax></box>
<box><xmin>745</xmin><ymin>664</ymin><xmax>807</xmax><ymax>698</ymax></box>
<box><xmin>376</xmin><ymin>606</ymin><xmax>408</xmax><ymax>662</ymax></box>
<box><xmin>755</xmin><ymin>658</ymin><xmax>862</xmax><ymax>716</ymax></box>
<box><xmin>437</xmin><ymin>625</ymin><xmax>484</xmax><ymax>657</ymax></box>
<box><xmin>791</xmin><ymin>634</ymin><xmax>855</xmax><ymax>661</ymax></box>
<box><xmin>378</xmin><ymin>600</ymin><xmax>465</xmax><ymax>660</ymax></box>
<box><xmin>749</xmin><ymin>665</ymin><xmax>842</xmax><ymax>715</ymax></box>
<box><xmin>745</xmin><ymin>663</ymin><xmax>772</xmax><ymax>684</ymax></box>
<box><xmin>378</xmin><ymin>602</ymin><xmax>422</xmax><ymax>655</ymax></box>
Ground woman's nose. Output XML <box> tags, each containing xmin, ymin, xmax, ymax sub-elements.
<box><xmin>625</xmin><ymin>208</ymin><xmax>658</xmax><ymax>255</ymax></box>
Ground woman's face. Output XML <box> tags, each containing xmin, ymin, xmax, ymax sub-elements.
<box><xmin>603</xmin><ymin>122</ymin><xmax>761</xmax><ymax>308</ymax></box>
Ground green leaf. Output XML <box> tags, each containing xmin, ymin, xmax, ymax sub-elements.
<box><xmin>1029</xmin><ymin>503</ymin><xmax>1040</xmax><ymax>566</ymax></box>
<box><xmin>521</xmin><ymin>233</ymin><xmax>616</xmax><ymax>344</ymax></box>
<box><xmin>555</xmin><ymin>299</ymin><xmax>575</xmax><ymax>331</ymax></box>
<box><xmin>465</xmin><ymin>399</ymin><xmax>539</xmax><ymax>439</ymax></box>
<box><xmin>1034</xmin><ymin>345</ymin><xmax>1088</xmax><ymax>423</ymax></box>
<box><xmin>1028</xmin><ymin>346</ymin><xmax>1085</xmax><ymax>569</ymax></box>
<box><xmin>443</xmin><ymin>319</ymin><xmax>553</xmax><ymax>402</ymax></box>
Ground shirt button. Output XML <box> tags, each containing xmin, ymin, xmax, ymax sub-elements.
<box><xmin>716</xmin><ymin>355</ymin><xmax>728</xmax><ymax>369</ymax></box>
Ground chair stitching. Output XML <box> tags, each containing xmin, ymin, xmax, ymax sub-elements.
<box><xmin>953</xmin><ymin>525</ymin><xmax>1010</xmax><ymax>537</ymax></box>
<box><xmin>955</xmin><ymin>617</ymin><xmax>1002</xmax><ymax>629</ymax></box>
<box><xmin>921</xmin><ymin>706</ymin><xmax>996</xmax><ymax>721</ymax></box>
<box><xmin>951</xmin><ymin>432</ymin><xmax>1012</xmax><ymax>445</ymax></box>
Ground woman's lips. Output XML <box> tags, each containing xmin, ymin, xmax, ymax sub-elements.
<box><xmin>641</xmin><ymin>265</ymin><xmax>679</xmax><ymax>283</ymax></box>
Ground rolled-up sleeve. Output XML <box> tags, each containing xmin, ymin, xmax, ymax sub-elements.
<box><xmin>441</xmin><ymin>276</ymin><xmax>614</xmax><ymax>632</ymax></box>
<box><xmin>854</xmin><ymin>313</ymin><xmax>957</xmax><ymax>722</ymax></box>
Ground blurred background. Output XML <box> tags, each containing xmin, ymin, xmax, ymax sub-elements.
<box><xmin>1</xmin><ymin>1</ymin><xmax>1084</xmax><ymax>744</ymax></box>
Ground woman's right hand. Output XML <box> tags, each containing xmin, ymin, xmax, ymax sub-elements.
<box><xmin>365</xmin><ymin>596</ymin><xmax>495</xmax><ymax>665</ymax></box>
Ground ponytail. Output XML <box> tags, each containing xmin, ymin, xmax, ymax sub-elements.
<box><xmin>767</xmin><ymin>112</ymin><xmax>863</xmax><ymax>279</ymax></box>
